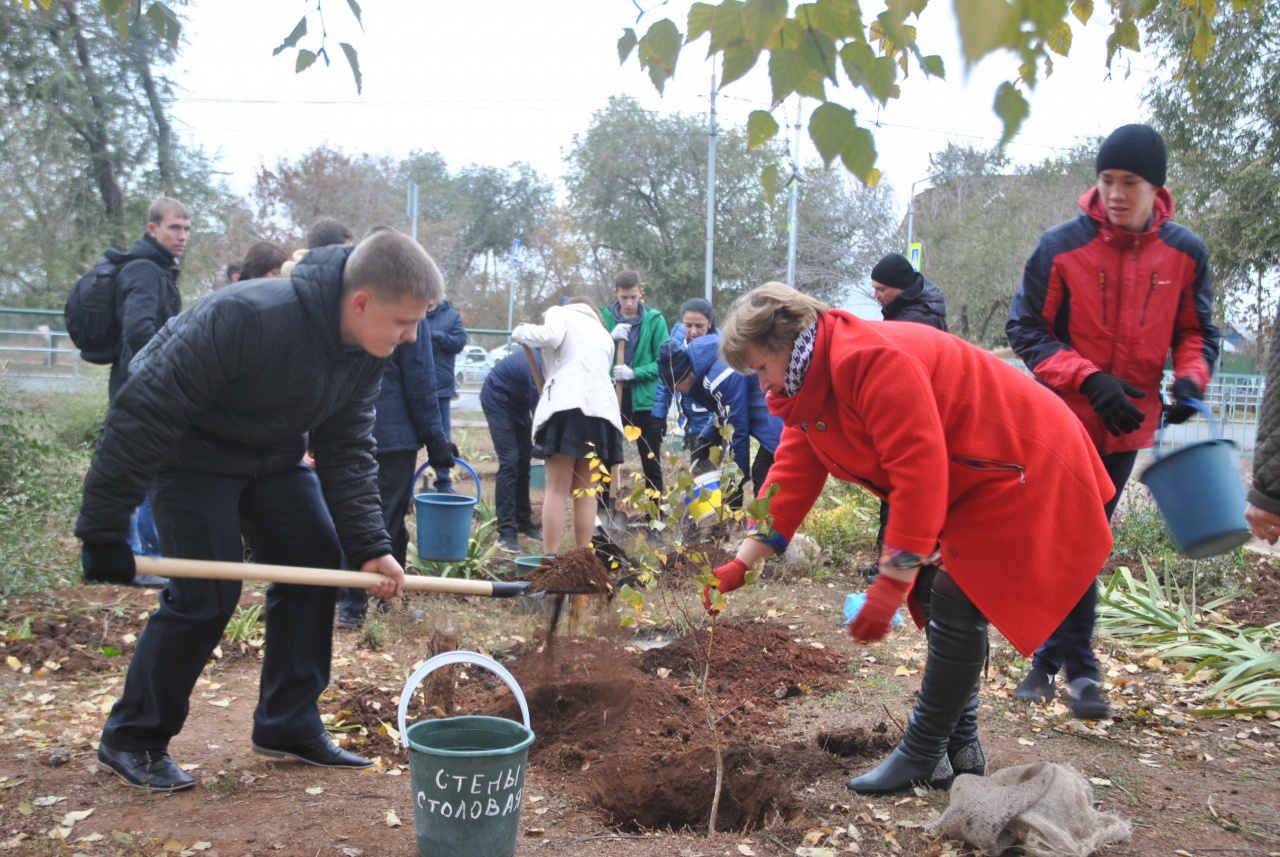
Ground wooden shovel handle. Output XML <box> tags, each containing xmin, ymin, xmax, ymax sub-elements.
<box><xmin>135</xmin><ymin>556</ymin><xmax>528</xmax><ymax>598</ymax></box>
<box><xmin>520</xmin><ymin>343</ymin><xmax>544</xmax><ymax>389</ymax></box>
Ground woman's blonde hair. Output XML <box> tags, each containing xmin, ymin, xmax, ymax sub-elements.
<box><xmin>720</xmin><ymin>282</ymin><xmax>829</xmax><ymax>371</ymax></box>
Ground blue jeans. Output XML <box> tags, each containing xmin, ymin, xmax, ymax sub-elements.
<box><xmin>434</xmin><ymin>396</ymin><xmax>453</xmax><ymax>489</ymax></box>
<box><xmin>129</xmin><ymin>495</ymin><xmax>162</xmax><ymax>558</ymax></box>
<box><xmin>1031</xmin><ymin>450</ymin><xmax>1138</xmax><ymax>683</ymax></box>
<box><xmin>102</xmin><ymin>465</ymin><xmax>343</xmax><ymax>751</ymax></box>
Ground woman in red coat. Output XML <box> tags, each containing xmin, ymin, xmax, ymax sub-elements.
<box><xmin>710</xmin><ymin>283</ymin><xmax>1115</xmax><ymax>795</ymax></box>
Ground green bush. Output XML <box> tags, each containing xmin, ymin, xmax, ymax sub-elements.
<box><xmin>0</xmin><ymin>382</ymin><xmax>96</xmax><ymax>594</ymax></box>
<box><xmin>797</xmin><ymin>477</ymin><xmax>879</xmax><ymax>565</ymax></box>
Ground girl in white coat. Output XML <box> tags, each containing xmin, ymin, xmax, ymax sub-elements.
<box><xmin>512</xmin><ymin>297</ymin><xmax>625</xmax><ymax>555</ymax></box>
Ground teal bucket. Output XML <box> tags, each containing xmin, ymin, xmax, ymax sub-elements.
<box><xmin>398</xmin><ymin>652</ymin><xmax>535</xmax><ymax>857</ymax></box>
<box><xmin>513</xmin><ymin>556</ymin><xmax>544</xmax><ymax>574</ymax></box>
<box><xmin>1138</xmin><ymin>400</ymin><xmax>1250</xmax><ymax>559</ymax></box>
<box><xmin>415</xmin><ymin>494</ymin><xmax>479</xmax><ymax>562</ymax></box>
<box><xmin>529</xmin><ymin>460</ymin><xmax>545</xmax><ymax>490</ymax></box>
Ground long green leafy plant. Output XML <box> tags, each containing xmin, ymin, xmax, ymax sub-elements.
<box><xmin>1098</xmin><ymin>559</ymin><xmax>1279</xmax><ymax>714</ymax></box>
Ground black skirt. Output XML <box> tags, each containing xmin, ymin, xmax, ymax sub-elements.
<box><xmin>535</xmin><ymin>409</ymin><xmax>624</xmax><ymax>465</ymax></box>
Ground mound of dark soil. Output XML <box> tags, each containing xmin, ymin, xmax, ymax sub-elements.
<box><xmin>363</xmin><ymin>621</ymin><xmax>869</xmax><ymax>831</ymax></box>
<box><xmin>641</xmin><ymin>622</ymin><xmax>849</xmax><ymax>706</ymax></box>
<box><xmin>522</xmin><ymin>547</ymin><xmax>613</xmax><ymax>595</ymax></box>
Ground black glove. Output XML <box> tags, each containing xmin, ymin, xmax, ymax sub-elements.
<box><xmin>427</xmin><ymin>441</ymin><xmax>458</xmax><ymax>471</ymax></box>
<box><xmin>1163</xmin><ymin>376</ymin><xmax>1204</xmax><ymax>426</ymax></box>
<box><xmin>81</xmin><ymin>542</ymin><xmax>136</xmax><ymax>584</ymax></box>
<box><xmin>1080</xmin><ymin>372</ymin><xmax>1147</xmax><ymax>436</ymax></box>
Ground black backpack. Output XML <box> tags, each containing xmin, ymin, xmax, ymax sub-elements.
<box><xmin>64</xmin><ymin>249</ymin><xmax>135</xmax><ymax>365</ymax></box>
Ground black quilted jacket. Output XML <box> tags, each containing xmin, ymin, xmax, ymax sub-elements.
<box><xmin>1250</xmin><ymin>316</ymin><xmax>1280</xmax><ymax>513</ymax></box>
<box><xmin>75</xmin><ymin>246</ymin><xmax>392</xmax><ymax>565</ymax></box>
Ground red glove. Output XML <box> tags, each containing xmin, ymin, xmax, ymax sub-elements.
<box><xmin>702</xmin><ymin>558</ymin><xmax>749</xmax><ymax>612</ymax></box>
<box><xmin>848</xmin><ymin>574</ymin><xmax>912</xmax><ymax>643</ymax></box>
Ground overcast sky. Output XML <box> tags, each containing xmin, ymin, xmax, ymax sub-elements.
<box><xmin>171</xmin><ymin>0</ymin><xmax>1154</xmax><ymax>207</ymax></box>
<box><xmin>169</xmin><ymin>1</ymin><xmax>1156</xmax><ymax>315</ymax></box>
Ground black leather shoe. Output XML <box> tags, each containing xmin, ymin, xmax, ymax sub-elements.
<box><xmin>252</xmin><ymin>734</ymin><xmax>373</xmax><ymax>768</ymax></box>
<box><xmin>97</xmin><ymin>742</ymin><xmax>194</xmax><ymax>792</ymax></box>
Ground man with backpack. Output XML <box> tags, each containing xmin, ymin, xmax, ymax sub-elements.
<box><xmin>107</xmin><ymin>198</ymin><xmax>190</xmax><ymax>401</ymax></box>
<box><xmin>68</xmin><ymin>198</ymin><xmax>191</xmax><ymax>587</ymax></box>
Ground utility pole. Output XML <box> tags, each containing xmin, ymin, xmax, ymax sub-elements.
<box><xmin>406</xmin><ymin>180</ymin><xmax>419</xmax><ymax>243</ymax></box>
<box><xmin>704</xmin><ymin>72</ymin><xmax>717</xmax><ymax>303</ymax></box>
<box><xmin>506</xmin><ymin>238</ymin><xmax>521</xmax><ymax>340</ymax></box>
<box><xmin>785</xmin><ymin>98</ymin><xmax>802</xmax><ymax>287</ymax></box>
<box><xmin>905</xmin><ymin>172</ymin><xmax>946</xmax><ymax>259</ymax></box>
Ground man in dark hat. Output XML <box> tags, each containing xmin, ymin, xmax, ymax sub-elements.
<box><xmin>855</xmin><ymin>253</ymin><xmax>951</xmax><ymax>583</ymax></box>
<box><xmin>1006</xmin><ymin>123</ymin><xmax>1220</xmax><ymax>720</ymax></box>
<box><xmin>870</xmin><ymin>253</ymin><xmax>949</xmax><ymax>330</ymax></box>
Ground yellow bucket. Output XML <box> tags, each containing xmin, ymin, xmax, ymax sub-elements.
<box><xmin>686</xmin><ymin>471</ymin><xmax>723</xmax><ymax>527</ymax></box>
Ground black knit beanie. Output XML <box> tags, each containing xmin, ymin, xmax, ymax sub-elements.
<box><xmin>1095</xmin><ymin>124</ymin><xmax>1167</xmax><ymax>187</ymax></box>
<box><xmin>871</xmin><ymin>253</ymin><xmax>917</xmax><ymax>290</ymax></box>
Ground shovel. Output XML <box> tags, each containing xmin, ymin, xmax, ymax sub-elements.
<box><xmin>134</xmin><ymin>556</ymin><xmax>639</xmax><ymax>597</ymax></box>
<box><xmin>136</xmin><ymin>556</ymin><xmax>533</xmax><ymax>597</ymax></box>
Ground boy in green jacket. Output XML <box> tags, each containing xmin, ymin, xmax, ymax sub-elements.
<box><xmin>600</xmin><ymin>270</ymin><xmax>668</xmax><ymax>502</ymax></box>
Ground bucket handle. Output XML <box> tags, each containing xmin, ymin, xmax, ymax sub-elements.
<box><xmin>397</xmin><ymin>650</ymin><xmax>530</xmax><ymax>749</ymax></box>
<box><xmin>1154</xmin><ymin>398</ymin><xmax>1220</xmax><ymax>459</ymax></box>
<box><xmin>414</xmin><ymin>456</ymin><xmax>482</xmax><ymax>502</ymax></box>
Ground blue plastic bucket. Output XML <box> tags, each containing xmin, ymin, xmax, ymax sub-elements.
<box><xmin>1138</xmin><ymin>400</ymin><xmax>1250</xmax><ymax>559</ymax></box>
<box><xmin>413</xmin><ymin>458</ymin><xmax>481</xmax><ymax>562</ymax></box>
<box><xmin>415</xmin><ymin>494</ymin><xmax>478</xmax><ymax>562</ymax></box>
<box><xmin>398</xmin><ymin>652</ymin><xmax>534</xmax><ymax>857</ymax></box>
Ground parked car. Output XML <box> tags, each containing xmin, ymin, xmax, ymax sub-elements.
<box><xmin>455</xmin><ymin>345</ymin><xmax>495</xmax><ymax>387</ymax></box>
<box><xmin>488</xmin><ymin>342</ymin><xmax>518</xmax><ymax>362</ymax></box>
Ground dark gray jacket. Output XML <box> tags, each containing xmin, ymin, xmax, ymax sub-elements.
<box><xmin>108</xmin><ymin>233</ymin><xmax>182</xmax><ymax>401</ymax></box>
<box><xmin>881</xmin><ymin>273</ymin><xmax>949</xmax><ymax>331</ymax></box>
<box><xmin>425</xmin><ymin>301</ymin><xmax>466</xmax><ymax>398</ymax></box>
<box><xmin>75</xmin><ymin>246</ymin><xmax>391</xmax><ymax>565</ymax></box>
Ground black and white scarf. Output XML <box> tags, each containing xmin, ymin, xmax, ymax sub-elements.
<box><xmin>784</xmin><ymin>321</ymin><xmax>817</xmax><ymax>397</ymax></box>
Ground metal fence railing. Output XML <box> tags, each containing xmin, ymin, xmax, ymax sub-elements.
<box><xmin>1154</xmin><ymin>372</ymin><xmax>1262</xmax><ymax>458</ymax></box>
<box><xmin>0</xmin><ymin>308</ymin><xmax>80</xmax><ymax>382</ymax></box>
<box><xmin>1003</xmin><ymin>362</ymin><xmax>1263</xmax><ymax>459</ymax></box>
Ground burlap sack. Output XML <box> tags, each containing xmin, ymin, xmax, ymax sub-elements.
<box><xmin>930</xmin><ymin>762</ymin><xmax>1132</xmax><ymax>857</ymax></box>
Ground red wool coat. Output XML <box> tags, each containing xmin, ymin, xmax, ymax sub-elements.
<box><xmin>760</xmin><ymin>311</ymin><xmax>1115</xmax><ymax>655</ymax></box>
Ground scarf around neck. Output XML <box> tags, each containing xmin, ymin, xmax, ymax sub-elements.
<box><xmin>784</xmin><ymin>321</ymin><xmax>818</xmax><ymax>397</ymax></box>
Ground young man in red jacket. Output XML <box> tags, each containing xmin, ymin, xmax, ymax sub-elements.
<box><xmin>1006</xmin><ymin>124</ymin><xmax>1220</xmax><ymax>719</ymax></box>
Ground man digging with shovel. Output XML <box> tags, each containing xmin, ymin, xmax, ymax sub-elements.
<box><xmin>75</xmin><ymin>229</ymin><xmax>440</xmax><ymax>791</ymax></box>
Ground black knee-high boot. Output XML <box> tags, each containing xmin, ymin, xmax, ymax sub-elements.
<box><xmin>847</xmin><ymin>591</ymin><xmax>989</xmax><ymax>795</ymax></box>
<box><xmin>948</xmin><ymin>679</ymin><xmax>986</xmax><ymax>777</ymax></box>
<box><xmin>912</xmin><ymin>574</ymin><xmax>986</xmax><ymax>777</ymax></box>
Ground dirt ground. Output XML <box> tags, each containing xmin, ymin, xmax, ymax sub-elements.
<box><xmin>2</xmin><ymin>550</ymin><xmax>1279</xmax><ymax>857</ymax></box>
<box><xmin>3</xmin><ymin>438</ymin><xmax>1279</xmax><ymax>856</ymax></box>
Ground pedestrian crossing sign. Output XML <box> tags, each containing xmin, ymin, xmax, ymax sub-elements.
<box><xmin>909</xmin><ymin>242</ymin><xmax>922</xmax><ymax>270</ymax></box>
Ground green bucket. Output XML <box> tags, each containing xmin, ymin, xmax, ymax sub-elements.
<box><xmin>398</xmin><ymin>652</ymin><xmax>534</xmax><ymax>857</ymax></box>
<box><xmin>529</xmin><ymin>460</ymin><xmax>545</xmax><ymax>490</ymax></box>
